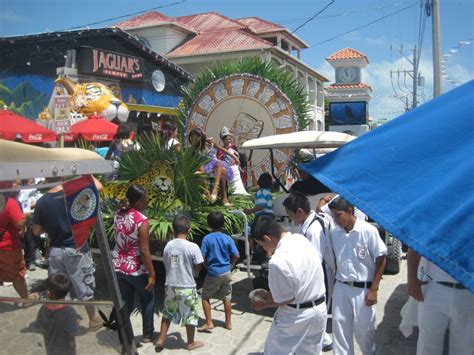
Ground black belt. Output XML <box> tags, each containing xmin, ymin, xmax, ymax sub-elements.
<box><xmin>288</xmin><ymin>296</ymin><xmax>325</xmax><ymax>309</ymax></box>
<box><xmin>338</xmin><ymin>280</ymin><xmax>373</xmax><ymax>289</ymax></box>
<box><xmin>436</xmin><ymin>281</ymin><xmax>466</xmax><ymax>290</ymax></box>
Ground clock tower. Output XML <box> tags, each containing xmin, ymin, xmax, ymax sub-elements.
<box><xmin>326</xmin><ymin>48</ymin><xmax>372</xmax><ymax>136</ymax></box>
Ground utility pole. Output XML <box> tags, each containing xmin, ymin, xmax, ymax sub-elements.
<box><xmin>412</xmin><ymin>46</ymin><xmax>418</xmax><ymax>108</ymax></box>
<box><xmin>389</xmin><ymin>45</ymin><xmax>420</xmax><ymax>110</ymax></box>
<box><xmin>432</xmin><ymin>0</ymin><xmax>442</xmax><ymax>97</ymax></box>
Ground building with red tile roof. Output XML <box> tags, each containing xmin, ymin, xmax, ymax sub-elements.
<box><xmin>114</xmin><ymin>11</ymin><xmax>328</xmax><ymax>130</ymax></box>
<box><xmin>176</xmin><ymin>12</ymin><xmax>245</xmax><ymax>32</ymax></box>
<box><xmin>326</xmin><ymin>48</ymin><xmax>368</xmax><ymax>63</ymax></box>
<box><xmin>167</xmin><ymin>29</ymin><xmax>273</xmax><ymax>57</ymax></box>
<box><xmin>325</xmin><ymin>48</ymin><xmax>372</xmax><ymax>136</ymax></box>
<box><xmin>327</xmin><ymin>83</ymin><xmax>372</xmax><ymax>90</ymax></box>
<box><xmin>325</xmin><ymin>47</ymin><xmax>372</xmax><ymax>101</ymax></box>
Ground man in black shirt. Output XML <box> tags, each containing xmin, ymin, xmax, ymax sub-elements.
<box><xmin>32</xmin><ymin>182</ymin><xmax>102</xmax><ymax>330</ymax></box>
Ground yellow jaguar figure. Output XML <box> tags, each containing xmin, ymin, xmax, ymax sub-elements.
<box><xmin>55</xmin><ymin>77</ymin><xmax>129</xmax><ymax>122</ymax></box>
<box><xmin>102</xmin><ymin>163</ymin><xmax>181</xmax><ymax>209</ymax></box>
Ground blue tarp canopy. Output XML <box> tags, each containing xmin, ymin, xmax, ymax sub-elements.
<box><xmin>301</xmin><ymin>81</ymin><xmax>474</xmax><ymax>292</ymax></box>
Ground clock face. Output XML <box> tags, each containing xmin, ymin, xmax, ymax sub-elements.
<box><xmin>338</xmin><ymin>67</ymin><xmax>356</xmax><ymax>83</ymax></box>
<box><xmin>71</xmin><ymin>188</ymin><xmax>97</xmax><ymax>221</ymax></box>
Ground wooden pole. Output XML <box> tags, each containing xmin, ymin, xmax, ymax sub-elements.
<box><xmin>94</xmin><ymin>211</ymin><xmax>136</xmax><ymax>355</ymax></box>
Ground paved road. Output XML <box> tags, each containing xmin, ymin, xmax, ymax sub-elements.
<box><xmin>0</xmin><ymin>258</ymin><xmax>418</xmax><ymax>354</ymax></box>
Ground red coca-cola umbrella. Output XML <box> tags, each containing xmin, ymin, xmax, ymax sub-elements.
<box><xmin>0</xmin><ymin>109</ymin><xmax>57</xmax><ymax>143</ymax></box>
<box><xmin>64</xmin><ymin>115</ymin><xmax>118</xmax><ymax>142</ymax></box>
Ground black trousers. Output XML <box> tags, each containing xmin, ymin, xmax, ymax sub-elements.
<box><xmin>23</xmin><ymin>225</ymin><xmax>45</xmax><ymax>266</ymax></box>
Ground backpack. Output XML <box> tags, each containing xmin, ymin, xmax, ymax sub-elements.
<box><xmin>305</xmin><ymin>212</ymin><xmax>330</xmax><ymax>237</ymax></box>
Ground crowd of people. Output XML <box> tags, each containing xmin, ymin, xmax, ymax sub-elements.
<box><xmin>113</xmin><ymin>185</ymin><xmax>241</xmax><ymax>352</ymax></box>
<box><xmin>1</xmin><ymin>122</ymin><xmax>472</xmax><ymax>355</ymax></box>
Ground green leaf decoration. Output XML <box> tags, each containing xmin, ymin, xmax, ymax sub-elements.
<box><xmin>97</xmin><ymin>57</ymin><xmax>309</xmax><ymax>244</ymax></box>
<box><xmin>178</xmin><ymin>56</ymin><xmax>311</xmax><ymax>131</ymax></box>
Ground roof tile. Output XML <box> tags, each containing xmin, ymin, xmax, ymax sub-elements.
<box><xmin>167</xmin><ymin>29</ymin><xmax>272</xmax><ymax>57</ymax></box>
<box><xmin>327</xmin><ymin>83</ymin><xmax>372</xmax><ymax>90</ymax></box>
<box><xmin>115</xmin><ymin>11</ymin><xmax>173</xmax><ymax>29</ymax></box>
<box><xmin>326</xmin><ymin>48</ymin><xmax>368</xmax><ymax>61</ymax></box>
<box><xmin>237</xmin><ymin>17</ymin><xmax>284</xmax><ymax>34</ymax></box>
<box><xmin>175</xmin><ymin>12</ymin><xmax>244</xmax><ymax>32</ymax></box>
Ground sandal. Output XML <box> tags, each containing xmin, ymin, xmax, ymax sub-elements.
<box><xmin>208</xmin><ymin>194</ymin><xmax>218</xmax><ymax>204</ymax></box>
<box><xmin>197</xmin><ymin>324</ymin><xmax>214</xmax><ymax>333</ymax></box>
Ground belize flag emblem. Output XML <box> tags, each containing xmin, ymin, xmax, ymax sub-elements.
<box><xmin>63</xmin><ymin>175</ymin><xmax>99</xmax><ymax>250</ymax></box>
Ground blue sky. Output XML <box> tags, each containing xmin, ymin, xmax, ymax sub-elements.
<box><xmin>1</xmin><ymin>0</ymin><xmax>473</xmax><ymax>121</ymax></box>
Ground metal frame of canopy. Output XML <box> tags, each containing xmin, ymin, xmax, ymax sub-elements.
<box><xmin>0</xmin><ymin>139</ymin><xmax>136</xmax><ymax>355</ymax></box>
<box><xmin>241</xmin><ymin>131</ymin><xmax>356</xmax><ymax>191</ymax></box>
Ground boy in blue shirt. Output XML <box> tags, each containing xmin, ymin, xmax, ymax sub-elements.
<box><xmin>198</xmin><ymin>212</ymin><xmax>240</xmax><ymax>332</ymax></box>
<box><xmin>243</xmin><ymin>172</ymin><xmax>273</xmax><ymax>218</ymax></box>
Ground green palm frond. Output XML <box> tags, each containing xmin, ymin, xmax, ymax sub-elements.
<box><xmin>178</xmin><ymin>57</ymin><xmax>311</xmax><ymax>130</ymax></box>
<box><xmin>118</xmin><ymin>150</ymin><xmax>148</xmax><ymax>180</ymax></box>
<box><xmin>98</xmin><ymin>57</ymin><xmax>300</xmax><ymax>245</ymax></box>
<box><xmin>173</xmin><ymin>147</ymin><xmax>208</xmax><ymax>207</ymax></box>
<box><xmin>117</xmin><ymin>132</ymin><xmax>177</xmax><ymax>181</ymax></box>
<box><xmin>137</xmin><ymin>131</ymin><xmax>176</xmax><ymax>163</ymax></box>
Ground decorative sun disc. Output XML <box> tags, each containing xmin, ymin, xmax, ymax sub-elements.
<box><xmin>186</xmin><ymin>74</ymin><xmax>298</xmax><ymax>186</ymax></box>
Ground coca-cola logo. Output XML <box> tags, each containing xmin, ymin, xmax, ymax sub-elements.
<box><xmin>92</xmin><ymin>134</ymin><xmax>109</xmax><ymax>140</ymax></box>
<box><xmin>28</xmin><ymin>133</ymin><xmax>42</xmax><ymax>141</ymax></box>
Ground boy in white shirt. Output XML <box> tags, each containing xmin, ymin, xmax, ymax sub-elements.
<box><xmin>155</xmin><ymin>215</ymin><xmax>204</xmax><ymax>352</ymax></box>
<box><xmin>328</xmin><ymin>196</ymin><xmax>387</xmax><ymax>355</ymax></box>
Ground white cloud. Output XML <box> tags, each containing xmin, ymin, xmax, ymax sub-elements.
<box><xmin>364</xmin><ymin>57</ymin><xmax>436</xmax><ymax>119</ymax></box>
<box><xmin>342</xmin><ymin>31</ymin><xmax>389</xmax><ymax>49</ymax></box>
<box><xmin>443</xmin><ymin>63</ymin><xmax>474</xmax><ymax>86</ymax></box>
<box><xmin>315</xmin><ymin>61</ymin><xmax>334</xmax><ymax>82</ymax></box>
<box><xmin>314</xmin><ymin>55</ymin><xmax>473</xmax><ymax>121</ymax></box>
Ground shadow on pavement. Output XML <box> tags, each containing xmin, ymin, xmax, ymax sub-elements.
<box><xmin>0</xmin><ymin>301</ymin><xmax>20</xmax><ymax>314</ymax></box>
<box><xmin>375</xmin><ymin>283</ymin><xmax>417</xmax><ymax>355</ymax></box>
<box><xmin>229</xmin><ymin>276</ymin><xmax>275</xmax><ymax>318</ymax></box>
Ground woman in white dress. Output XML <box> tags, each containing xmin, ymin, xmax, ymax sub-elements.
<box><xmin>218</xmin><ymin>127</ymin><xmax>249</xmax><ymax>196</ymax></box>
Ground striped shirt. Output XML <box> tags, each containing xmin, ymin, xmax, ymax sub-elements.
<box><xmin>255</xmin><ymin>188</ymin><xmax>273</xmax><ymax>216</ymax></box>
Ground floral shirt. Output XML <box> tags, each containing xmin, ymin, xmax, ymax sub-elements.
<box><xmin>112</xmin><ymin>208</ymin><xmax>148</xmax><ymax>276</ymax></box>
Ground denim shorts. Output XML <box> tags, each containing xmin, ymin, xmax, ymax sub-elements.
<box><xmin>48</xmin><ymin>247</ymin><xmax>96</xmax><ymax>301</ymax></box>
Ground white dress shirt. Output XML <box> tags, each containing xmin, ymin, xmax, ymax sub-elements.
<box><xmin>332</xmin><ymin>218</ymin><xmax>387</xmax><ymax>282</ymax></box>
<box><xmin>269</xmin><ymin>232</ymin><xmax>325</xmax><ymax>305</ymax></box>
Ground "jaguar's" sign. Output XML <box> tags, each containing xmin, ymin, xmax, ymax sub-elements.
<box><xmin>78</xmin><ymin>46</ymin><xmax>145</xmax><ymax>81</ymax></box>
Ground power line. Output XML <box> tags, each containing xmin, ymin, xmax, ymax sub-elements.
<box><xmin>120</xmin><ymin>4</ymin><xmax>410</xmax><ymax>46</ymax></box>
<box><xmin>61</xmin><ymin>0</ymin><xmax>187</xmax><ymax>31</ymax></box>
<box><xmin>416</xmin><ymin>0</ymin><xmax>429</xmax><ymax>66</ymax></box>
<box><xmin>290</xmin><ymin>0</ymin><xmax>335</xmax><ymax>34</ymax></box>
<box><xmin>310</xmin><ymin>1</ymin><xmax>418</xmax><ymax>47</ymax></box>
<box><xmin>377</xmin><ymin>0</ymin><xmax>394</xmax><ymax>61</ymax></box>
<box><xmin>274</xmin><ymin>1</ymin><xmax>416</xmax><ymax>25</ymax></box>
